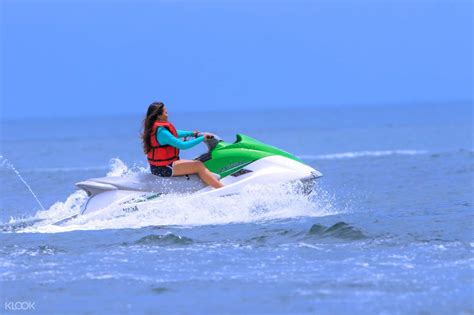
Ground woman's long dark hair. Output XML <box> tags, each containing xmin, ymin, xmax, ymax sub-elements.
<box><xmin>141</xmin><ymin>102</ymin><xmax>165</xmax><ymax>154</ymax></box>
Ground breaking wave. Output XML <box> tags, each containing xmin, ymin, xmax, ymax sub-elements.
<box><xmin>22</xmin><ymin>166</ymin><xmax>109</xmax><ymax>173</ymax></box>
<box><xmin>299</xmin><ymin>150</ymin><xmax>428</xmax><ymax>160</ymax></box>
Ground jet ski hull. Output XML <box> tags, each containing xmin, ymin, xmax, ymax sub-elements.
<box><xmin>75</xmin><ymin>155</ymin><xmax>321</xmax><ymax>217</ymax></box>
<box><xmin>59</xmin><ymin>134</ymin><xmax>323</xmax><ymax>225</ymax></box>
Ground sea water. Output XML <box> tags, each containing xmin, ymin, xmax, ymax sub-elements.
<box><xmin>0</xmin><ymin>103</ymin><xmax>472</xmax><ymax>314</ymax></box>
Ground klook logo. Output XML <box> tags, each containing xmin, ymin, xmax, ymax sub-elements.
<box><xmin>4</xmin><ymin>301</ymin><xmax>36</xmax><ymax>311</ymax></box>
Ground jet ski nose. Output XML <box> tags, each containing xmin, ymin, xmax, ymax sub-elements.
<box><xmin>75</xmin><ymin>181</ymin><xmax>118</xmax><ymax>197</ymax></box>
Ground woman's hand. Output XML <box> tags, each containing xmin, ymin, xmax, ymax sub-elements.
<box><xmin>193</xmin><ymin>130</ymin><xmax>200</xmax><ymax>138</ymax></box>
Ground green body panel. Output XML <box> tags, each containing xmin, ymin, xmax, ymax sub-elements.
<box><xmin>204</xmin><ymin>134</ymin><xmax>302</xmax><ymax>178</ymax></box>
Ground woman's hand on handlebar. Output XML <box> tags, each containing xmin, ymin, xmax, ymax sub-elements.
<box><xmin>193</xmin><ymin>131</ymin><xmax>214</xmax><ymax>139</ymax></box>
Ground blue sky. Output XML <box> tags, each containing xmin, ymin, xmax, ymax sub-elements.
<box><xmin>1</xmin><ymin>0</ymin><xmax>472</xmax><ymax>119</ymax></box>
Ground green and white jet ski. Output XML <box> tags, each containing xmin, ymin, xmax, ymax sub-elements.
<box><xmin>57</xmin><ymin>134</ymin><xmax>322</xmax><ymax>224</ymax></box>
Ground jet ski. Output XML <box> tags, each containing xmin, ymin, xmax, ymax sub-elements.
<box><xmin>54</xmin><ymin>134</ymin><xmax>322</xmax><ymax>225</ymax></box>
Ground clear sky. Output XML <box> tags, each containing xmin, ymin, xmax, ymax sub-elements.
<box><xmin>0</xmin><ymin>0</ymin><xmax>472</xmax><ymax>119</ymax></box>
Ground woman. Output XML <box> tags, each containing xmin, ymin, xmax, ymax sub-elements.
<box><xmin>141</xmin><ymin>102</ymin><xmax>223</xmax><ymax>189</ymax></box>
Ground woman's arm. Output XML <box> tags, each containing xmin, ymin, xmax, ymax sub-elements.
<box><xmin>176</xmin><ymin>129</ymin><xmax>195</xmax><ymax>138</ymax></box>
<box><xmin>157</xmin><ymin>127</ymin><xmax>204</xmax><ymax>150</ymax></box>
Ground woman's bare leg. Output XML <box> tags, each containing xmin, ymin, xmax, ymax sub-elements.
<box><xmin>173</xmin><ymin>160</ymin><xmax>224</xmax><ymax>189</ymax></box>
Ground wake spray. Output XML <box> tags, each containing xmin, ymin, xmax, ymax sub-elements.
<box><xmin>0</xmin><ymin>156</ymin><xmax>45</xmax><ymax>210</ymax></box>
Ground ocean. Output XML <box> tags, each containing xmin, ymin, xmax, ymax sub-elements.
<box><xmin>0</xmin><ymin>103</ymin><xmax>473</xmax><ymax>314</ymax></box>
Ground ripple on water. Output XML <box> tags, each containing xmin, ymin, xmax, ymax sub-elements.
<box><xmin>124</xmin><ymin>233</ymin><xmax>194</xmax><ymax>247</ymax></box>
<box><xmin>307</xmin><ymin>222</ymin><xmax>367</xmax><ymax>240</ymax></box>
<box><xmin>5</xmin><ymin>244</ymin><xmax>67</xmax><ymax>257</ymax></box>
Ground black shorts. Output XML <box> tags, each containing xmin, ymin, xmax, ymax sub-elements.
<box><xmin>151</xmin><ymin>163</ymin><xmax>174</xmax><ymax>177</ymax></box>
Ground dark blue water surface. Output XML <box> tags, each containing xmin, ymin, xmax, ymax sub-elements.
<box><xmin>0</xmin><ymin>104</ymin><xmax>473</xmax><ymax>314</ymax></box>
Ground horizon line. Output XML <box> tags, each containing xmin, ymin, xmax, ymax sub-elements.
<box><xmin>1</xmin><ymin>99</ymin><xmax>472</xmax><ymax>122</ymax></box>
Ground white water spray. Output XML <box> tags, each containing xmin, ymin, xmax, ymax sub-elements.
<box><xmin>8</xmin><ymin>158</ymin><xmax>337</xmax><ymax>233</ymax></box>
<box><xmin>0</xmin><ymin>155</ymin><xmax>46</xmax><ymax>210</ymax></box>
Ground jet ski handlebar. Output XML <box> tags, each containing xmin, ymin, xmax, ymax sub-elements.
<box><xmin>196</xmin><ymin>132</ymin><xmax>221</xmax><ymax>151</ymax></box>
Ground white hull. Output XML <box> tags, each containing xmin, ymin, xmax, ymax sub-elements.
<box><xmin>55</xmin><ymin>156</ymin><xmax>321</xmax><ymax>225</ymax></box>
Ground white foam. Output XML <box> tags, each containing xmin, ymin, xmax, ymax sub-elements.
<box><xmin>26</xmin><ymin>182</ymin><xmax>336</xmax><ymax>234</ymax></box>
<box><xmin>106</xmin><ymin>157</ymin><xmax>149</xmax><ymax>177</ymax></box>
<box><xmin>13</xmin><ymin>158</ymin><xmax>337</xmax><ymax>233</ymax></box>
<box><xmin>299</xmin><ymin>150</ymin><xmax>428</xmax><ymax>160</ymax></box>
<box><xmin>3</xmin><ymin>158</ymin><xmax>128</xmax><ymax>230</ymax></box>
<box><xmin>106</xmin><ymin>158</ymin><xmax>130</xmax><ymax>177</ymax></box>
<box><xmin>35</xmin><ymin>190</ymin><xmax>88</xmax><ymax>221</ymax></box>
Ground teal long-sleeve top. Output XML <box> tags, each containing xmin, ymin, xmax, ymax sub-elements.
<box><xmin>157</xmin><ymin>127</ymin><xmax>204</xmax><ymax>150</ymax></box>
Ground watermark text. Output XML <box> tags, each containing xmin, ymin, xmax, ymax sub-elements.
<box><xmin>4</xmin><ymin>301</ymin><xmax>36</xmax><ymax>311</ymax></box>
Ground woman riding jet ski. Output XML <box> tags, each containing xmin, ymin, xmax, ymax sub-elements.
<box><xmin>56</xmin><ymin>101</ymin><xmax>322</xmax><ymax>224</ymax></box>
<box><xmin>142</xmin><ymin>102</ymin><xmax>223</xmax><ymax>189</ymax></box>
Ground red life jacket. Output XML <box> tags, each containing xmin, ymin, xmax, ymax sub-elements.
<box><xmin>147</xmin><ymin>121</ymin><xmax>180</xmax><ymax>166</ymax></box>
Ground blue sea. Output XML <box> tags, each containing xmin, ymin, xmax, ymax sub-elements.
<box><xmin>0</xmin><ymin>103</ymin><xmax>473</xmax><ymax>314</ymax></box>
